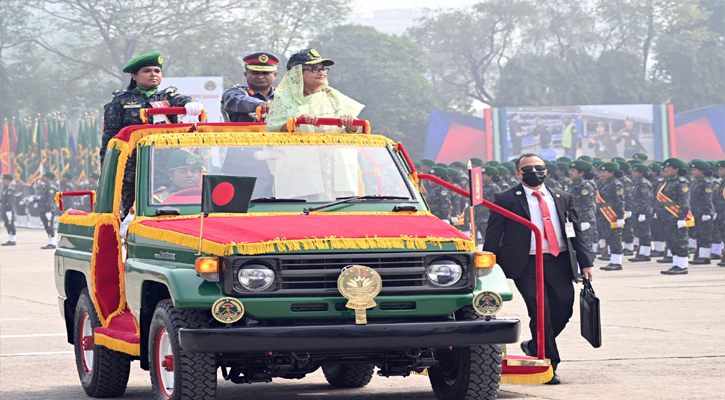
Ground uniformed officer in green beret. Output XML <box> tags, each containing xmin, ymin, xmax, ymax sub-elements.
<box><xmin>616</xmin><ymin>161</ymin><xmax>636</xmax><ymax>256</ymax></box>
<box><xmin>1</xmin><ymin>174</ymin><xmax>16</xmax><ymax>246</ymax></box>
<box><xmin>628</xmin><ymin>163</ymin><xmax>654</xmax><ymax>261</ymax></box>
<box><xmin>501</xmin><ymin>161</ymin><xmax>519</xmax><ymax>187</ymax></box>
<box><xmin>567</xmin><ymin>161</ymin><xmax>597</xmax><ymax>259</ymax></box>
<box><xmin>555</xmin><ymin>162</ymin><xmax>573</xmax><ymax>191</ymax></box>
<box><xmin>648</xmin><ymin>162</ymin><xmax>666</xmax><ymax>257</ymax></box>
<box><xmin>557</xmin><ymin>156</ymin><xmax>572</xmax><ymax>163</ymax></box>
<box><xmin>426</xmin><ymin>167</ymin><xmax>452</xmax><ymax>222</ymax></box>
<box><xmin>39</xmin><ymin>172</ymin><xmax>58</xmax><ymax>249</ymax></box>
<box><xmin>470</xmin><ymin>158</ymin><xmax>483</xmax><ymax>168</ymax></box>
<box><xmin>446</xmin><ymin>168</ymin><xmax>465</xmax><ymax>223</ymax></box>
<box><xmin>485</xmin><ymin>160</ymin><xmax>500</xmax><ymax>167</ymax></box>
<box><xmin>544</xmin><ymin>162</ymin><xmax>561</xmax><ymax>191</ymax></box>
<box><xmin>577</xmin><ymin>155</ymin><xmax>593</xmax><ymax>162</ymax></box>
<box><xmin>419</xmin><ymin>158</ymin><xmax>435</xmax><ymax>173</ymax></box>
<box><xmin>657</xmin><ymin>158</ymin><xmax>692</xmax><ymax>274</ymax></box>
<box><xmin>633</xmin><ymin>152</ymin><xmax>648</xmax><ymax>163</ymax></box>
<box><xmin>596</xmin><ymin>162</ymin><xmax>625</xmax><ymax>270</ymax></box>
<box><xmin>102</xmin><ymin>52</ymin><xmax>202</xmax><ymax>216</ymax></box>
<box><xmin>714</xmin><ymin>160</ymin><xmax>725</xmax><ymax>265</ymax></box>
<box><xmin>689</xmin><ymin>160</ymin><xmax>715</xmax><ymax>264</ymax></box>
<box><xmin>418</xmin><ymin>159</ymin><xmax>435</xmax><ymax>197</ymax></box>
<box><xmin>154</xmin><ymin>150</ymin><xmax>203</xmax><ymax>203</ymax></box>
<box><xmin>222</xmin><ymin>51</ymin><xmax>279</xmax><ymax>122</ymax></box>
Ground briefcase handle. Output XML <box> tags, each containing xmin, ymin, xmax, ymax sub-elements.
<box><xmin>582</xmin><ymin>278</ymin><xmax>595</xmax><ymax>293</ymax></box>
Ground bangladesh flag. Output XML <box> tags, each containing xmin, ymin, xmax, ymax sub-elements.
<box><xmin>202</xmin><ymin>175</ymin><xmax>256</xmax><ymax>213</ymax></box>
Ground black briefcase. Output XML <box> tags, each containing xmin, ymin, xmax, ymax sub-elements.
<box><xmin>580</xmin><ymin>278</ymin><xmax>601</xmax><ymax>348</ymax></box>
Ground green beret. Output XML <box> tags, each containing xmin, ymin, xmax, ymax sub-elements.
<box><xmin>556</xmin><ymin>162</ymin><xmax>569</xmax><ymax>171</ymax></box>
<box><xmin>593</xmin><ymin>160</ymin><xmax>604</xmax><ymax>168</ymax></box>
<box><xmin>631</xmin><ymin>163</ymin><xmax>649</xmax><ymax>174</ymax></box>
<box><xmin>501</xmin><ymin>161</ymin><xmax>515</xmax><ymax>171</ymax></box>
<box><xmin>690</xmin><ymin>160</ymin><xmax>711</xmax><ymax>170</ymax></box>
<box><xmin>123</xmin><ymin>52</ymin><xmax>163</xmax><ymax>74</ymax></box>
<box><xmin>435</xmin><ymin>163</ymin><xmax>448</xmax><ymax>168</ymax></box>
<box><xmin>649</xmin><ymin>162</ymin><xmax>662</xmax><ymax>173</ymax></box>
<box><xmin>593</xmin><ymin>157</ymin><xmax>603</xmax><ymax>163</ymax></box>
<box><xmin>470</xmin><ymin>158</ymin><xmax>483</xmax><ymax>167</ymax></box>
<box><xmin>413</xmin><ymin>162</ymin><xmax>420</xmax><ymax>169</ymax></box>
<box><xmin>420</xmin><ymin>159</ymin><xmax>435</xmax><ymax>167</ymax></box>
<box><xmin>577</xmin><ymin>155</ymin><xmax>593</xmax><ymax>162</ymax></box>
<box><xmin>556</xmin><ymin>156</ymin><xmax>572</xmax><ymax>163</ymax></box>
<box><xmin>690</xmin><ymin>158</ymin><xmax>706</xmax><ymax>163</ymax></box>
<box><xmin>62</xmin><ymin>172</ymin><xmax>74</xmax><ymax>179</ymax></box>
<box><xmin>709</xmin><ymin>161</ymin><xmax>717</xmax><ymax>169</ymax></box>
<box><xmin>2</xmin><ymin>174</ymin><xmax>13</xmax><ymax>180</ymax></box>
<box><xmin>450</xmin><ymin>161</ymin><xmax>466</xmax><ymax>169</ymax></box>
<box><xmin>485</xmin><ymin>160</ymin><xmax>500</xmax><ymax>167</ymax></box>
<box><xmin>662</xmin><ymin>158</ymin><xmax>687</xmax><ymax>169</ymax></box>
<box><xmin>598</xmin><ymin>162</ymin><xmax>619</xmax><ymax>172</ymax></box>
<box><xmin>569</xmin><ymin>160</ymin><xmax>592</xmax><ymax>172</ymax></box>
<box><xmin>545</xmin><ymin>162</ymin><xmax>558</xmax><ymax>172</ymax></box>
<box><xmin>166</xmin><ymin>150</ymin><xmax>203</xmax><ymax>171</ymax></box>
<box><xmin>447</xmin><ymin>168</ymin><xmax>460</xmax><ymax>177</ymax></box>
<box><xmin>716</xmin><ymin>160</ymin><xmax>725</xmax><ymax>169</ymax></box>
<box><xmin>497</xmin><ymin>166</ymin><xmax>509</xmax><ymax>175</ymax></box>
<box><xmin>633</xmin><ymin>152</ymin><xmax>648</xmax><ymax>161</ymax></box>
<box><xmin>482</xmin><ymin>166</ymin><xmax>499</xmax><ymax>176</ymax></box>
<box><xmin>430</xmin><ymin>167</ymin><xmax>448</xmax><ymax>178</ymax></box>
<box><xmin>43</xmin><ymin>171</ymin><xmax>56</xmax><ymax>179</ymax></box>
<box><xmin>90</xmin><ymin>173</ymin><xmax>100</xmax><ymax>180</ymax></box>
<box><xmin>627</xmin><ymin>159</ymin><xmax>642</xmax><ymax>165</ymax></box>
<box><xmin>618</xmin><ymin>162</ymin><xmax>629</xmax><ymax>171</ymax></box>
<box><xmin>611</xmin><ymin>157</ymin><xmax>627</xmax><ymax>164</ymax></box>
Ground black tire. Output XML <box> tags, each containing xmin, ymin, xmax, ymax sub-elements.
<box><xmin>73</xmin><ymin>288</ymin><xmax>131</xmax><ymax>398</ymax></box>
<box><xmin>148</xmin><ymin>300</ymin><xmax>216</xmax><ymax>400</ymax></box>
<box><xmin>428</xmin><ymin>306</ymin><xmax>502</xmax><ymax>400</ymax></box>
<box><xmin>322</xmin><ymin>363</ymin><xmax>375</xmax><ymax>388</ymax></box>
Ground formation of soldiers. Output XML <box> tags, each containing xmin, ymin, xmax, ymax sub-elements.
<box><xmin>0</xmin><ymin>172</ymin><xmax>98</xmax><ymax>248</ymax></box>
<box><xmin>416</xmin><ymin>152</ymin><xmax>725</xmax><ymax>276</ymax></box>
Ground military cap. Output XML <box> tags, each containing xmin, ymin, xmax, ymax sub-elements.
<box><xmin>482</xmin><ymin>166</ymin><xmax>499</xmax><ymax>176</ymax></box>
<box><xmin>430</xmin><ymin>167</ymin><xmax>448</xmax><ymax>178</ymax></box>
<box><xmin>598</xmin><ymin>162</ymin><xmax>619</xmax><ymax>172</ymax></box>
<box><xmin>447</xmin><ymin>168</ymin><xmax>460</xmax><ymax>177</ymax></box>
<box><xmin>1</xmin><ymin>174</ymin><xmax>13</xmax><ymax>180</ymax></box>
<box><xmin>627</xmin><ymin>159</ymin><xmax>642</xmax><ymax>165</ymax></box>
<box><xmin>420</xmin><ymin>159</ymin><xmax>435</xmax><ymax>167</ymax></box>
<box><xmin>470</xmin><ymin>158</ymin><xmax>483</xmax><ymax>167</ymax></box>
<box><xmin>709</xmin><ymin>161</ymin><xmax>718</xmax><ymax>170</ymax></box>
<box><xmin>633</xmin><ymin>152</ymin><xmax>648</xmax><ymax>161</ymax></box>
<box><xmin>570</xmin><ymin>160</ymin><xmax>593</xmax><ymax>172</ymax></box>
<box><xmin>501</xmin><ymin>161</ymin><xmax>515</xmax><ymax>172</ymax></box>
<box><xmin>618</xmin><ymin>162</ymin><xmax>629</xmax><ymax>171</ymax></box>
<box><xmin>577</xmin><ymin>155</ymin><xmax>593</xmax><ymax>162</ymax></box>
<box><xmin>89</xmin><ymin>173</ymin><xmax>100</xmax><ymax>180</ymax></box>
<box><xmin>286</xmin><ymin>48</ymin><xmax>334</xmax><ymax>71</ymax></box>
<box><xmin>545</xmin><ymin>162</ymin><xmax>558</xmax><ymax>172</ymax></box>
<box><xmin>496</xmin><ymin>166</ymin><xmax>509</xmax><ymax>175</ymax></box>
<box><xmin>450</xmin><ymin>161</ymin><xmax>466</xmax><ymax>169</ymax></box>
<box><xmin>631</xmin><ymin>163</ymin><xmax>649</xmax><ymax>174</ymax></box>
<box><xmin>556</xmin><ymin>162</ymin><xmax>569</xmax><ymax>171</ymax></box>
<box><xmin>243</xmin><ymin>51</ymin><xmax>279</xmax><ymax>72</ymax></box>
<box><xmin>123</xmin><ymin>52</ymin><xmax>163</xmax><ymax>74</ymax></box>
<box><xmin>611</xmin><ymin>157</ymin><xmax>627</xmax><ymax>164</ymax></box>
<box><xmin>166</xmin><ymin>150</ymin><xmax>203</xmax><ymax>171</ymax></box>
<box><xmin>662</xmin><ymin>158</ymin><xmax>687</xmax><ymax>169</ymax></box>
<box><xmin>593</xmin><ymin>160</ymin><xmax>604</xmax><ymax>168</ymax></box>
<box><xmin>413</xmin><ymin>162</ymin><xmax>420</xmax><ymax>169</ymax></box>
<box><xmin>690</xmin><ymin>160</ymin><xmax>711</xmax><ymax>170</ymax></box>
<box><xmin>485</xmin><ymin>160</ymin><xmax>500</xmax><ymax>167</ymax></box>
<box><xmin>43</xmin><ymin>171</ymin><xmax>56</xmax><ymax>179</ymax></box>
<box><xmin>556</xmin><ymin>156</ymin><xmax>572</xmax><ymax>163</ymax></box>
<box><xmin>716</xmin><ymin>160</ymin><xmax>725</xmax><ymax>169</ymax></box>
<box><xmin>435</xmin><ymin>162</ymin><xmax>448</xmax><ymax>168</ymax></box>
<box><xmin>62</xmin><ymin>172</ymin><xmax>74</xmax><ymax>179</ymax></box>
<box><xmin>592</xmin><ymin>157</ymin><xmax>603</xmax><ymax>163</ymax></box>
<box><xmin>649</xmin><ymin>162</ymin><xmax>662</xmax><ymax>173</ymax></box>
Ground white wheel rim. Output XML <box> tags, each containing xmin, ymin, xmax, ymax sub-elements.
<box><xmin>156</xmin><ymin>328</ymin><xmax>174</xmax><ymax>398</ymax></box>
<box><xmin>80</xmin><ymin>312</ymin><xmax>94</xmax><ymax>374</ymax></box>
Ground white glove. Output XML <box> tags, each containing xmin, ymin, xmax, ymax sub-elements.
<box><xmin>715</xmin><ymin>213</ymin><xmax>718</xmax><ymax>220</ymax></box>
<box><xmin>616</xmin><ymin>219</ymin><xmax>625</xmax><ymax>228</ymax></box>
<box><xmin>677</xmin><ymin>220</ymin><xmax>686</xmax><ymax>229</ymax></box>
<box><xmin>580</xmin><ymin>222</ymin><xmax>590</xmax><ymax>231</ymax></box>
<box><xmin>45</xmin><ymin>212</ymin><xmax>52</xmax><ymax>220</ymax></box>
<box><xmin>450</xmin><ymin>216</ymin><xmax>459</xmax><ymax>224</ymax></box>
<box><xmin>653</xmin><ymin>212</ymin><xmax>657</xmax><ymax>219</ymax></box>
<box><xmin>638</xmin><ymin>214</ymin><xmax>646</xmax><ymax>222</ymax></box>
<box><xmin>625</xmin><ymin>211</ymin><xmax>632</xmax><ymax>218</ymax></box>
<box><xmin>443</xmin><ymin>220</ymin><xmax>451</xmax><ymax>225</ymax></box>
<box><xmin>702</xmin><ymin>214</ymin><xmax>712</xmax><ymax>222</ymax></box>
<box><xmin>5</xmin><ymin>211</ymin><xmax>12</xmax><ymax>222</ymax></box>
<box><xmin>184</xmin><ymin>102</ymin><xmax>203</xmax><ymax>116</ymax></box>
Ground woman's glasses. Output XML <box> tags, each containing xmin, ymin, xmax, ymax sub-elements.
<box><xmin>519</xmin><ymin>165</ymin><xmax>547</xmax><ymax>173</ymax></box>
<box><xmin>303</xmin><ymin>67</ymin><xmax>329</xmax><ymax>74</ymax></box>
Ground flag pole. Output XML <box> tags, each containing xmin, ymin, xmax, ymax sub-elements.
<box><xmin>198</xmin><ymin>169</ymin><xmax>206</xmax><ymax>255</ymax></box>
<box><xmin>468</xmin><ymin>160</ymin><xmax>476</xmax><ymax>248</ymax></box>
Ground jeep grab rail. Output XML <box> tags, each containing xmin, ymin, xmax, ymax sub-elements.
<box><xmin>287</xmin><ymin>117</ymin><xmax>370</xmax><ymax>134</ymax></box>
<box><xmin>54</xmin><ymin>190</ymin><xmax>96</xmax><ymax>212</ymax></box>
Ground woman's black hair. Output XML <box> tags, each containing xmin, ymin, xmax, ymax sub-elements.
<box><xmin>614</xmin><ymin>170</ymin><xmax>624</xmax><ymax>178</ymax></box>
<box><xmin>704</xmin><ymin>169</ymin><xmax>714</xmax><ymax>177</ymax></box>
<box><xmin>677</xmin><ymin>168</ymin><xmax>688</xmax><ymax>176</ymax></box>
<box><xmin>584</xmin><ymin>171</ymin><xmax>596</xmax><ymax>180</ymax></box>
<box><xmin>126</xmin><ymin>77</ymin><xmax>137</xmax><ymax>90</ymax></box>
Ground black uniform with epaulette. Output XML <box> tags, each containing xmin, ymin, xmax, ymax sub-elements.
<box><xmin>596</xmin><ymin>163</ymin><xmax>625</xmax><ymax>270</ymax></box>
<box><xmin>566</xmin><ymin>161</ymin><xmax>597</xmax><ymax>260</ymax></box>
<box><xmin>628</xmin><ymin>164</ymin><xmax>654</xmax><ymax>261</ymax></box>
<box><xmin>1</xmin><ymin>174</ymin><xmax>16</xmax><ymax>245</ymax></box>
<box><xmin>714</xmin><ymin>161</ymin><xmax>725</xmax><ymax>266</ymax></box>
<box><xmin>689</xmin><ymin>161</ymin><xmax>715</xmax><ymax>264</ymax></box>
<box><xmin>38</xmin><ymin>172</ymin><xmax>58</xmax><ymax>249</ymax></box>
<box><xmin>657</xmin><ymin>158</ymin><xmax>692</xmax><ymax>275</ymax></box>
<box><xmin>426</xmin><ymin>167</ymin><xmax>452</xmax><ymax>221</ymax></box>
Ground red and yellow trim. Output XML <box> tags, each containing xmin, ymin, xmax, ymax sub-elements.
<box><xmin>657</xmin><ymin>183</ymin><xmax>695</xmax><ymax>227</ymax></box>
<box><xmin>595</xmin><ymin>189</ymin><xmax>620</xmax><ymax>228</ymax></box>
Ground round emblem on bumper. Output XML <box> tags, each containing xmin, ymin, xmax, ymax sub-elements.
<box><xmin>472</xmin><ymin>291</ymin><xmax>503</xmax><ymax>316</ymax></box>
<box><xmin>212</xmin><ymin>297</ymin><xmax>245</xmax><ymax>324</ymax></box>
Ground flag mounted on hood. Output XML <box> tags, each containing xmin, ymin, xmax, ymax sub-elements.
<box><xmin>202</xmin><ymin>175</ymin><xmax>256</xmax><ymax>214</ymax></box>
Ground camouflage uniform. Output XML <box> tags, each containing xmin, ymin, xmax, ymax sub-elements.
<box><xmin>708</xmin><ymin>175</ymin><xmax>722</xmax><ymax>252</ymax></box>
<box><xmin>557</xmin><ymin>176</ymin><xmax>573</xmax><ymax>192</ymax></box>
<box><xmin>474</xmin><ymin>181</ymin><xmax>501</xmax><ymax>240</ymax></box>
<box><xmin>427</xmin><ymin>185</ymin><xmax>452</xmax><ymax>221</ymax></box>
<box><xmin>650</xmin><ymin>177</ymin><xmax>666</xmax><ymax>248</ymax></box>
<box><xmin>714</xmin><ymin>176</ymin><xmax>725</xmax><ymax>262</ymax></box>
<box><xmin>690</xmin><ymin>176</ymin><xmax>714</xmax><ymax>250</ymax></box>
<box><xmin>619</xmin><ymin>175</ymin><xmax>635</xmax><ymax>250</ymax></box>
<box><xmin>596</xmin><ymin>177</ymin><xmax>624</xmax><ymax>255</ymax></box>
<box><xmin>496</xmin><ymin>178</ymin><xmax>511</xmax><ymax>192</ymax></box>
<box><xmin>38</xmin><ymin>181</ymin><xmax>58</xmax><ymax>239</ymax></box>
<box><xmin>630</xmin><ymin>176</ymin><xmax>653</xmax><ymax>247</ymax></box>
<box><xmin>545</xmin><ymin>179</ymin><xmax>562</xmax><ymax>191</ymax></box>
<box><xmin>655</xmin><ymin>176</ymin><xmax>691</xmax><ymax>259</ymax></box>
<box><xmin>567</xmin><ymin>178</ymin><xmax>596</xmax><ymax>257</ymax></box>
<box><xmin>1</xmin><ymin>181</ymin><xmax>16</xmax><ymax>237</ymax></box>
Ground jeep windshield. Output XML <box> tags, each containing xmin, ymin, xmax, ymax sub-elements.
<box><xmin>148</xmin><ymin>144</ymin><xmax>414</xmax><ymax>206</ymax></box>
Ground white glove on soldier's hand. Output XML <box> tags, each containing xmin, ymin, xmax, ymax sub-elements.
<box><xmin>580</xmin><ymin>222</ymin><xmax>590</xmax><ymax>231</ymax></box>
<box><xmin>638</xmin><ymin>214</ymin><xmax>646</xmax><ymax>222</ymax></box>
<box><xmin>714</xmin><ymin>213</ymin><xmax>718</xmax><ymax>220</ymax></box>
<box><xmin>616</xmin><ymin>219</ymin><xmax>625</xmax><ymax>228</ymax></box>
<box><xmin>184</xmin><ymin>102</ymin><xmax>203</xmax><ymax>116</ymax></box>
<box><xmin>625</xmin><ymin>211</ymin><xmax>632</xmax><ymax>218</ymax></box>
<box><xmin>5</xmin><ymin>211</ymin><xmax>12</xmax><ymax>221</ymax></box>
<box><xmin>450</xmin><ymin>217</ymin><xmax>459</xmax><ymax>224</ymax></box>
<box><xmin>677</xmin><ymin>220</ymin><xmax>687</xmax><ymax>229</ymax></box>
<box><xmin>653</xmin><ymin>212</ymin><xmax>657</xmax><ymax>219</ymax></box>
<box><xmin>45</xmin><ymin>212</ymin><xmax>52</xmax><ymax>220</ymax></box>
<box><xmin>702</xmin><ymin>214</ymin><xmax>712</xmax><ymax>221</ymax></box>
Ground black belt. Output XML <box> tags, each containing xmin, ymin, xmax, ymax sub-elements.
<box><xmin>528</xmin><ymin>251</ymin><xmax>569</xmax><ymax>261</ymax></box>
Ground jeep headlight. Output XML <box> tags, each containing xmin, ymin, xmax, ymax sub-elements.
<box><xmin>426</xmin><ymin>259</ymin><xmax>462</xmax><ymax>287</ymax></box>
<box><xmin>237</xmin><ymin>263</ymin><xmax>275</xmax><ymax>291</ymax></box>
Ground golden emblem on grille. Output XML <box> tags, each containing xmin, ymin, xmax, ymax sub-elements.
<box><xmin>337</xmin><ymin>265</ymin><xmax>382</xmax><ymax>325</ymax></box>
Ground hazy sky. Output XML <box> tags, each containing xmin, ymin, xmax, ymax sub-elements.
<box><xmin>351</xmin><ymin>0</ymin><xmax>479</xmax><ymax>15</ymax></box>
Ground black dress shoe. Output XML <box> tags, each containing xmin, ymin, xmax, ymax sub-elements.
<box><xmin>628</xmin><ymin>254</ymin><xmax>651</xmax><ymax>262</ymax></box>
<box><xmin>718</xmin><ymin>261</ymin><xmax>725</xmax><ymax>267</ymax></box>
<box><xmin>650</xmin><ymin>250</ymin><xmax>665</xmax><ymax>257</ymax></box>
<box><xmin>598</xmin><ymin>255</ymin><xmax>611</xmax><ymax>261</ymax></box>
<box><xmin>545</xmin><ymin>372</ymin><xmax>561</xmax><ymax>385</ymax></box>
<box><xmin>688</xmin><ymin>248</ymin><xmax>696</xmax><ymax>254</ymax></box>
<box><xmin>661</xmin><ymin>266</ymin><xmax>688</xmax><ymax>275</ymax></box>
<box><xmin>600</xmin><ymin>263</ymin><xmax>622</xmax><ymax>271</ymax></box>
<box><xmin>1</xmin><ymin>241</ymin><xmax>16</xmax><ymax>246</ymax></box>
<box><xmin>690</xmin><ymin>257</ymin><xmax>711</xmax><ymax>265</ymax></box>
<box><xmin>40</xmin><ymin>244</ymin><xmax>56</xmax><ymax>249</ymax></box>
<box><xmin>657</xmin><ymin>256</ymin><xmax>673</xmax><ymax>263</ymax></box>
<box><xmin>520</xmin><ymin>340</ymin><xmax>533</xmax><ymax>357</ymax></box>
<box><xmin>711</xmin><ymin>254</ymin><xmax>721</xmax><ymax>260</ymax></box>
<box><xmin>623</xmin><ymin>249</ymin><xmax>634</xmax><ymax>256</ymax></box>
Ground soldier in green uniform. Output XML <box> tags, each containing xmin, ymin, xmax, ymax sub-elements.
<box><xmin>648</xmin><ymin>162</ymin><xmax>667</xmax><ymax>257</ymax></box>
<box><xmin>101</xmin><ymin>52</ymin><xmax>202</xmax><ymax>215</ymax></box>
<box><xmin>153</xmin><ymin>150</ymin><xmax>203</xmax><ymax>203</ymax></box>
<box><xmin>426</xmin><ymin>167</ymin><xmax>453</xmax><ymax>222</ymax></box>
<box><xmin>657</xmin><ymin>158</ymin><xmax>692</xmax><ymax>275</ymax></box>
<box><xmin>628</xmin><ymin>163</ymin><xmax>654</xmax><ymax>261</ymax></box>
<box><xmin>707</xmin><ymin>161</ymin><xmax>721</xmax><ymax>261</ymax></box>
<box><xmin>567</xmin><ymin>161</ymin><xmax>597</xmax><ymax>259</ymax></box>
<box><xmin>633</xmin><ymin>152</ymin><xmax>648</xmax><ymax>163</ymax></box>
<box><xmin>1</xmin><ymin>174</ymin><xmax>17</xmax><ymax>246</ymax></box>
<box><xmin>689</xmin><ymin>160</ymin><xmax>715</xmax><ymax>264</ymax></box>
<box><xmin>501</xmin><ymin>161</ymin><xmax>519</xmax><ymax>187</ymax></box>
<box><xmin>474</xmin><ymin>166</ymin><xmax>501</xmax><ymax>241</ymax></box>
<box><xmin>555</xmin><ymin>162</ymin><xmax>573</xmax><ymax>191</ymax></box>
<box><xmin>38</xmin><ymin>172</ymin><xmax>58</xmax><ymax>249</ymax></box>
<box><xmin>596</xmin><ymin>162</ymin><xmax>626</xmax><ymax>270</ymax></box>
<box><xmin>418</xmin><ymin>158</ymin><xmax>435</xmax><ymax>198</ymax></box>
<box><xmin>714</xmin><ymin>161</ymin><xmax>725</xmax><ymax>266</ymax></box>
<box><xmin>446</xmin><ymin>168</ymin><xmax>464</xmax><ymax>222</ymax></box>
<box><xmin>544</xmin><ymin>163</ymin><xmax>562</xmax><ymax>191</ymax></box>
<box><xmin>615</xmin><ymin>161</ymin><xmax>636</xmax><ymax>256</ymax></box>
<box><xmin>78</xmin><ymin>173</ymin><xmax>100</xmax><ymax>211</ymax></box>
<box><xmin>495</xmin><ymin>166</ymin><xmax>511</xmax><ymax>191</ymax></box>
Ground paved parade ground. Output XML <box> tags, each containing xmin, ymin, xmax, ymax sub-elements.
<box><xmin>1</xmin><ymin>228</ymin><xmax>723</xmax><ymax>400</ymax></box>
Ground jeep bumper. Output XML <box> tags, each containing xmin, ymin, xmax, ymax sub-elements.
<box><xmin>179</xmin><ymin>318</ymin><xmax>520</xmax><ymax>353</ymax></box>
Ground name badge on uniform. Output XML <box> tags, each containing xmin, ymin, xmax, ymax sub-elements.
<box><xmin>565</xmin><ymin>221</ymin><xmax>576</xmax><ymax>238</ymax></box>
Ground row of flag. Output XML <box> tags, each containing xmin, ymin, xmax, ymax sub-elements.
<box><xmin>0</xmin><ymin>114</ymin><xmax>101</xmax><ymax>184</ymax></box>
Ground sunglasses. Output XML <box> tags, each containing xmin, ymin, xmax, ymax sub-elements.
<box><xmin>519</xmin><ymin>165</ymin><xmax>547</xmax><ymax>173</ymax></box>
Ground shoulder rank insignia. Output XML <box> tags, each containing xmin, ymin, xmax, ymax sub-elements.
<box><xmin>617</xmin><ymin>189</ymin><xmax>624</xmax><ymax>195</ymax></box>
<box><xmin>642</xmin><ymin>188</ymin><xmax>647</xmax><ymax>193</ymax></box>
<box><xmin>582</xmin><ymin>189</ymin><xmax>589</xmax><ymax>195</ymax></box>
<box><xmin>706</xmin><ymin>188</ymin><xmax>713</xmax><ymax>193</ymax></box>
<box><xmin>682</xmin><ymin>187</ymin><xmax>689</xmax><ymax>192</ymax></box>
<box><xmin>440</xmin><ymin>190</ymin><xmax>448</xmax><ymax>196</ymax></box>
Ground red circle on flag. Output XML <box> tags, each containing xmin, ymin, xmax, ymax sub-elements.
<box><xmin>212</xmin><ymin>182</ymin><xmax>234</xmax><ymax>206</ymax></box>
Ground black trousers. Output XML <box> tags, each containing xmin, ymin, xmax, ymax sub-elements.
<box><xmin>514</xmin><ymin>252</ymin><xmax>575</xmax><ymax>370</ymax></box>
<box><xmin>39</xmin><ymin>211</ymin><xmax>55</xmax><ymax>237</ymax></box>
<box><xmin>2</xmin><ymin>212</ymin><xmax>16</xmax><ymax>235</ymax></box>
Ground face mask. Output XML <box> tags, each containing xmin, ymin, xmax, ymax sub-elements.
<box><xmin>521</xmin><ymin>171</ymin><xmax>547</xmax><ymax>187</ymax></box>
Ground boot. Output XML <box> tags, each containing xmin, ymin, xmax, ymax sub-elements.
<box><xmin>628</xmin><ymin>254</ymin><xmax>651</xmax><ymax>262</ymax></box>
<box><xmin>661</xmin><ymin>266</ymin><xmax>688</xmax><ymax>275</ymax></box>
<box><xmin>690</xmin><ymin>258</ymin><xmax>711</xmax><ymax>265</ymax></box>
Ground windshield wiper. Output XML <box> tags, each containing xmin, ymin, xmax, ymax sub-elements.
<box><xmin>250</xmin><ymin>197</ymin><xmax>307</xmax><ymax>203</ymax></box>
<box><xmin>302</xmin><ymin>195</ymin><xmax>411</xmax><ymax>215</ymax></box>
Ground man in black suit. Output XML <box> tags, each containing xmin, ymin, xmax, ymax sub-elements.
<box><xmin>483</xmin><ymin>153</ymin><xmax>593</xmax><ymax>384</ymax></box>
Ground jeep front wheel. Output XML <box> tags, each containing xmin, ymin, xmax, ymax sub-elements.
<box><xmin>322</xmin><ymin>363</ymin><xmax>374</xmax><ymax>388</ymax></box>
<box><xmin>148</xmin><ymin>300</ymin><xmax>217</xmax><ymax>400</ymax></box>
